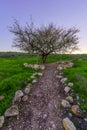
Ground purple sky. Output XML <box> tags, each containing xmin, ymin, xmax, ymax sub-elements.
<box><xmin>0</xmin><ymin>0</ymin><xmax>87</xmax><ymax>53</ymax></box>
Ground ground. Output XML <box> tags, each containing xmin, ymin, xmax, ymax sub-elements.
<box><xmin>2</xmin><ymin>63</ymin><xmax>65</xmax><ymax>130</ymax></box>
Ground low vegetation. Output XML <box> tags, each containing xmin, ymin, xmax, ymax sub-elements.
<box><xmin>63</xmin><ymin>60</ymin><xmax>87</xmax><ymax>111</ymax></box>
<box><xmin>0</xmin><ymin>54</ymin><xmax>39</xmax><ymax>115</ymax></box>
<box><xmin>0</xmin><ymin>52</ymin><xmax>87</xmax><ymax>115</ymax></box>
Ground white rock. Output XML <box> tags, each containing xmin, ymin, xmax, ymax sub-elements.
<box><xmin>22</xmin><ymin>95</ymin><xmax>28</xmax><ymax>101</ymax></box>
<box><xmin>0</xmin><ymin>116</ymin><xmax>4</xmax><ymax>128</ymax></box>
<box><xmin>13</xmin><ymin>90</ymin><xmax>24</xmax><ymax>103</ymax></box>
<box><xmin>84</xmin><ymin>118</ymin><xmax>87</xmax><ymax>122</ymax></box>
<box><xmin>0</xmin><ymin>96</ymin><xmax>4</xmax><ymax>101</ymax></box>
<box><xmin>38</xmin><ymin>72</ymin><xmax>43</xmax><ymax>76</ymax></box>
<box><xmin>5</xmin><ymin>105</ymin><xmax>19</xmax><ymax>117</ymax></box>
<box><xmin>61</xmin><ymin>78</ymin><xmax>67</xmax><ymax>84</ymax></box>
<box><xmin>32</xmin><ymin>79</ymin><xmax>37</xmax><ymax>83</ymax></box>
<box><xmin>68</xmin><ymin>62</ymin><xmax>74</xmax><ymax>67</ymax></box>
<box><xmin>66</xmin><ymin>96</ymin><xmax>73</xmax><ymax>103</ymax></box>
<box><xmin>61</xmin><ymin>100</ymin><xmax>71</xmax><ymax>108</ymax></box>
<box><xmin>33</xmin><ymin>72</ymin><xmax>38</xmax><ymax>76</ymax></box>
<box><xmin>56</xmin><ymin>75</ymin><xmax>63</xmax><ymax>79</ymax></box>
<box><xmin>24</xmin><ymin>87</ymin><xmax>30</xmax><ymax>94</ymax></box>
<box><xmin>40</xmin><ymin>65</ymin><xmax>45</xmax><ymax>70</ymax></box>
<box><xmin>57</xmin><ymin>66</ymin><xmax>63</xmax><ymax>70</ymax></box>
<box><xmin>64</xmin><ymin>86</ymin><xmax>71</xmax><ymax>93</ymax></box>
<box><xmin>68</xmin><ymin>83</ymin><xmax>74</xmax><ymax>87</ymax></box>
<box><xmin>33</xmin><ymin>64</ymin><xmax>39</xmax><ymax>69</ymax></box>
<box><xmin>26</xmin><ymin>83</ymin><xmax>31</xmax><ymax>88</ymax></box>
<box><xmin>62</xmin><ymin>117</ymin><xmax>76</xmax><ymax>130</ymax></box>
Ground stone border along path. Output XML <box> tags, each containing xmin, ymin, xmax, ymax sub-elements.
<box><xmin>1</xmin><ymin>61</ymin><xmax>80</xmax><ymax>130</ymax></box>
<box><xmin>1</xmin><ymin>62</ymin><xmax>65</xmax><ymax>130</ymax></box>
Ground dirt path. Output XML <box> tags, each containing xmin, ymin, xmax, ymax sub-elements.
<box><xmin>2</xmin><ymin>63</ymin><xmax>65</xmax><ymax>130</ymax></box>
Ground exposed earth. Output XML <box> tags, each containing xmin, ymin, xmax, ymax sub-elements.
<box><xmin>1</xmin><ymin>63</ymin><xmax>65</xmax><ymax>130</ymax></box>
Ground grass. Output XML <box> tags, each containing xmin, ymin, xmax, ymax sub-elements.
<box><xmin>0</xmin><ymin>57</ymin><xmax>39</xmax><ymax>116</ymax></box>
<box><xmin>0</xmin><ymin>52</ymin><xmax>87</xmax><ymax>115</ymax></box>
<box><xmin>63</xmin><ymin>60</ymin><xmax>87</xmax><ymax>111</ymax></box>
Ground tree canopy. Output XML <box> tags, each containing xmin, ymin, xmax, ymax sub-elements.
<box><xmin>10</xmin><ymin>20</ymin><xmax>79</xmax><ymax>63</ymax></box>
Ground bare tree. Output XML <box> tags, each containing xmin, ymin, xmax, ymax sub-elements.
<box><xmin>10</xmin><ymin>20</ymin><xmax>79</xmax><ymax>63</ymax></box>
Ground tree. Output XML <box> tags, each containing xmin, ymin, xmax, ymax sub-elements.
<box><xmin>10</xmin><ymin>20</ymin><xmax>79</xmax><ymax>63</ymax></box>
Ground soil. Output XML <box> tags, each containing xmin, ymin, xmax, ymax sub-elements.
<box><xmin>2</xmin><ymin>63</ymin><xmax>65</xmax><ymax>130</ymax></box>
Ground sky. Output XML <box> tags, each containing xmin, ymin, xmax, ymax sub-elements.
<box><xmin>0</xmin><ymin>0</ymin><xmax>87</xmax><ymax>53</ymax></box>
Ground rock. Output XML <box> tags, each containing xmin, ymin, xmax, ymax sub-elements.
<box><xmin>68</xmin><ymin>113</ymin><xmax>73</xmax><ymax>118</ymax></box>
<box><xmin>62</xmin><ymin>117</ymin><xmax>76</xmax><ymax>130</ymax></box>
<box><xmin>57</xmin><ymin>66</ymin><xmax>63</xmax><ymax>70</ymax></box>
<box><xmin>8</xmin><ymin>128</ymin><xmax>13</xmax><ymax>130</ymax></box>
<box><xmin>33</xmin><ymin>64</ymin><xmax>39</xmax><ymax>69</ymax></box>
<box><xmin>71</xmin><ymin>105</ymin><xmax>83</xmax><ymax>117</ymax></box>
<box><xmin>68</xmin><ymin>82</ymin><xmax>74</xmax><ymax>87</ymax></box>
<box><xmin>64</xmin><ymin>86</ymin><xmax>71</xmax><ymax>93</ymax></box>
<box><xmin>61</xmin><ymin>100</ymin><xmax>71</xmax><ymax>108</ymax></box>
<box><xmin>33</xmin><ymin>72</ymin><xmax>38</xmax><ymax>76</ymax></box>
<box><xmin>84</xmin><ymin>118</ymin><xmax>87</xmax><ymax>122</ymax></box>
<box><xmin>38</xmin><ymin>72</ymin><xmax>43</xmax><ymax>76</ymax></box>
<box><xmin>5</xmin><ymin>105</ymin><xmax>19</xmax><ymax>117</ymax></box>
<box><xmin>26</xmin><ymin>83</ymin><xmax>31</xmax><ymax>88</ymax></box>
<box><xmin>0</xmin><ymin>116</ymin><xmax>4</xmax><ymax>128</ymax></box>
<box><xmin>61</xmin><ymin>78</ymin><xmax>67</xmax><ymax>84</ymax></box>
<box><xmin>13</xmin><ymin>90</ymin><xmax>24</xmax><ymax>103</ymax></box>
<box><xmin>0</xmin><ymin>95</ymin><xmax>5</xmax><ymax>101</ymax></box>
<box><xmin>40</xmin><ymin>65</ymin><xmax>45</xmax><ymax>70</ymax></box>
<box><xmin>22</xmin><ymin>95</ymin><xmax>28</xmax><ymax>101</ymax></box>
<box><xmin>66</xmin><ymin>96</ymin><xmax>73</xmax><ymax>103</ymax></box>
<box><xmin>43</xmin><ymin>113</ymin><xmax>48</xmax><ymax>119</ymax></box>
<box><xmin>56</xmin><ymin>75</ymin><xmax>63</xmax><ymax>79</ymax></box>
<box><xmin>76</xmin><ymin>95</ymin><xmax>79</xmax><ymax>100</ymax></box>
<box><xmin>68</xmin><ymin>62</ymin><xmax>74</xmax><ymax>68</ymax></box>
<box><xmin>32</xmin><ymin>79</ymin><xmax>37</xmax><ymax>83</ymax></box>
<box><xmin>24</xmin><ymin>87</ymin><xmax>30</xmax><ymax>94</ymax></box>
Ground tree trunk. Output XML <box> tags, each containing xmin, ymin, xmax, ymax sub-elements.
<box><xmin>41</xmin><ymin>55</ymin><xmax>47</xmax><ymax>64</ymax></box>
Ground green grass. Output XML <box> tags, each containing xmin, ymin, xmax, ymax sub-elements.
<box><xmin>0</xmin><ymin>52</ymin><xmax>87</xmax><ymax>115</ymax></box>
<box><xmin>0</xmin><ymin>57</ymin><xmax>39</xmax><ymax>115</ymax></box>
<box><xmin>63</xmin><ymin>60</ymin><xmax>87</xmax><ymax>111</ymax></box>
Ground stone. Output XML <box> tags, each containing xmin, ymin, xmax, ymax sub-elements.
<box><xmin>64</xmin><ymin>86</ymin><xmax>71</xmax><ymax>93</ymax></box>
<box><xmin>68</xmin><ymin>113</ymin><xmax>72</xmax><ymax>118</ymax></box>
<box><xmin>68</xmin><ymin>82</ymin><xmax>74</xmax><ymax>87</ymax></box>
<box><xmin>13</xmin><ymin>90</ymin><xmax>24</xmax><ymax>103</ymax></box>
<box><xmin>22</xmin><ymin>95</ymin><xmax>28</xmax><ymax>101</ymax></box>
<box><xmin>33</xmin><ymin>64</ymin><xmax>39</xmax><ymax>69</ymax></box>
<box><xmin>71</xmin><ymin>105</ymin><xmax>83</xmax><ymax>117</ymax></box>
<box><xmin>0</xmin><ymin>116</ymin><xmax>4</xmax><ymax>128</ymax></box>
<box><xmin>61</xmin><ymin>78</ymin><xmax>67</xmax><ymax>84</ymax></box>
<box><xmin>5</xmin><ymin>105</ymin><xmax>19</xmax><ymax>117</ymax></box>
<box><xmin>24</xmin><ymin>87</ymin><xmax>30</xmax><ymax>94</ymax></box>
<box><xmin>57</xmin><ymin>66</ymin><xmax>63</xmax><ymax>70</ymax></box>
<box><xmin>61</xmin><ymin>100</ymin><xmax>71</xmax><ymax>108</ymax></box>
<box><xmin>84</xmin><ymin>118</ymin><xmax>87</xmax><ymax>122</ymax></box>
<box><xmin>56</xmin><ymin>75</ymin><xmax>63</xmax><ymax>79</ymax></box>
<box><xmin>38</xmin><ymin>72</ymin><xmax>43</xmax><ymax>76</ymax></box>
<box><xmin>66</xmin><ymin>96</ymin><xmax>73</xmax><ymax>103</ymax></box>
<box><xmin>26</xmin><ymin>83</ymin><xmax>31</xmax><ymax>88</ymax></box>
<box><xmin>8</xmin><ymin>128</ymin><xmax>13</xmax><ymax>130</ymax></box>
<box><xmin>33</xmin><ymin>72</ymin><xmax>38</xmax><ymax>76</ymax></box>
<box><xmin>62</xmin><ymin>117</ymin><xmax>76</xmax><ymax>130</ymax></box>
<box><xmin>68</xmin><ymin>62</ymin><xmax>74</xmax><ymax>68</ymax></box>
<box><xmin>32</xmin><ymin>79</ymin><xmax>37</xmax><ymax>83</ymax></box>
<box><xmin>40</xmin><ymin>65</ymin><xmax>45</xmax><ymax>70</ymax></box>
<box><xmin>0</xmin><ymin>95</ymin><xmax>5</xmax><ymax>101</ymax></box>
